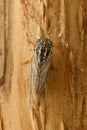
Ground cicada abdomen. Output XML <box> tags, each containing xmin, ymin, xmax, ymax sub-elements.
<box><xmin>30</xmin><ymin>38</ymin><xmax>52</xmax><ymax>109</ymax></box>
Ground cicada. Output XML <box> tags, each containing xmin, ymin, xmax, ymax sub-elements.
<box><xmin>30</xmin><ymin>38</ymin><xmax>52</xmax><ymax>109</ymax></box>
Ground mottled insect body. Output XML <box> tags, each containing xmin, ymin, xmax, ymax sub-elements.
<box><xmin>31</xmin><ymin>51</ymin><xmax>50</xmax><ymax>94</ymax></box>
<box><xmin>30</xmin><ymin>38</ymin><xmax>52</xmax><ymax>108</ymax></box>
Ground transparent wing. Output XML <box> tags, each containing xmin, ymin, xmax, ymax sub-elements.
<box><xmin>31</xmin><ymin>53</ymin><xmax>50</xmax><ymax>94</ymax></box>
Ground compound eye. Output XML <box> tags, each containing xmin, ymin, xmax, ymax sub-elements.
<box><xmin>48</xmin><ymin>41</ymin><xmax>52</xmax><ymax>46</ymax></box>
<box><xmin>37</xmin><ymin>38</ymin><xmax>44</xmax><ymax>46</ymax></box>
<box><xmin>37</xmin><ymin>39</ymin><xmax>41</xmax><ymax>45</ymax></box>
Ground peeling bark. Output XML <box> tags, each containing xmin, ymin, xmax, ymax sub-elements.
<box><xmin>0</xmin><ymin>0</ymin><xmax>87</xmax><ymax>130</ymax></box>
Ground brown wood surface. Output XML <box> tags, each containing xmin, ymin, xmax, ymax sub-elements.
<box><xmin>0</xmin><ymin>0</ymin><xmax>87</xmax><ymax>130</ymax></box>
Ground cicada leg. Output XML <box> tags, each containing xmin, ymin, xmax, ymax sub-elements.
<box><xmin>20</xmin><ymin>56</ymin><xmax>33</xmax><ymax>65</ymax></box>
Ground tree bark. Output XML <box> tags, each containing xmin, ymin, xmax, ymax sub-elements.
<box><xmin>0</xmin><ymin>0</ymin><xmax>87</xmax><ymax>130</ymax></box>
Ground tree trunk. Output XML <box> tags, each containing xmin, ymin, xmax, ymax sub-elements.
<box><xmin>0</xmin><ymin>0</ymin><xmax>87</xmax><ymax>130</ymax></box>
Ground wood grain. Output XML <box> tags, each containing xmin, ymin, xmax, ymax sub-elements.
<box><xmin>0</xmin><ymin>0</ymin><xmax>5</xmax><ymax>85</ymax></box>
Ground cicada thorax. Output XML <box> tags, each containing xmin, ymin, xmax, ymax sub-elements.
<box><xmin>30</xmin><ymin>38</ymin><xmax>52</xmax><ymax>108</ymax></box>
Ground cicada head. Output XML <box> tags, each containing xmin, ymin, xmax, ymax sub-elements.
<box><xmin>36</xmin><ymin>38</ymin><xmax>52</xmax><ymax>67</ymax></box>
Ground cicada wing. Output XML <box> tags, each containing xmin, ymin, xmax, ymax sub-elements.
<box><xmin>37</xmin><ymin>58</ymin><xmax>50</xmax><ymax>94</ymax></box>
<box><xmin>30</xmin><ymin>54</ymin><xmax>40</xmax><ymax>106</ymax></box>
<box><xmin>30</xmin><ymin>52</ymin><xmax>51</xmax><ymax>108</ymax></box>
<box><xmin>32</xmin><ymin>52</ymin><xmax>50</xmax><ymax>92</ymax></box>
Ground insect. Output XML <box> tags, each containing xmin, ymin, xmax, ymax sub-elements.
<box><xmin>30</xmin><ymin>38</ymin><xmax>52</xmax><ymax>109</ymax></box>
